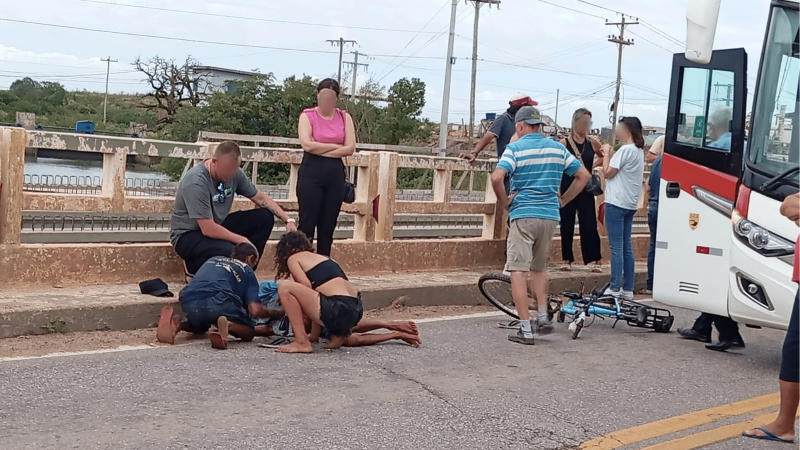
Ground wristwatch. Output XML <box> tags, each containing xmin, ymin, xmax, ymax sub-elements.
<box><xmin>285</xmin><ymin>218</ymin><xmax>296</xmax><ymax>224</ymax></box>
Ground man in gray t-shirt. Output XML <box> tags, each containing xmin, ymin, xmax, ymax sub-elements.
<box><xmin>170</xmin><ymin>141</ymin><xmax>296</xmax><ymax>275</ymax></box>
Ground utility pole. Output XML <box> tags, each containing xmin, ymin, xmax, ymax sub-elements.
<box><xmin>713</xmin><ymin>82</ymin><xmax>733</xmax><ymax>106</ymax></box>
<box><xmin>467</xmin><ymin>0</ymin><xmax>501</xmax><ymax>146</ymax></box>
<box><xmin>554</xmin><ymin>88</ymin><xmax>560</xmax><ymax>127</ymax></box>
<box><xmin>439</xmin><ymin>0</ymin><xmax>458</xmax><ymax>152</ymax></box>
<box><xmin>606</xmin><ymin>16</ymin><xmax>637</xmax><ymax>145</ymax></box>
<box><xmin>343</xmin><ymin>51</ymin><xmax>368</xmax><ymax>101</ymax></box>
<box><xmin>326</xmin><ymin>37</ymin><xmax>357</xmax><ymax>86</ymax></box>
<box><xmin>101</xmin><ymin>56</ymin><xmax>117</xmax><ymax>126</ymax></box>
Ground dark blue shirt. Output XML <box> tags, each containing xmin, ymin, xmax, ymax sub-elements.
<box><xmin>180</xmin><ymin>256</ymin><xmax>259</xmax><ymax>309</ymax></box>
<box><xmin>488</xmin><ymin>112</ymin><xmax>516</xmax><ymax>158</ymax></box>
<box><xmin>649</xmin><ymin>156</ymin><xmax>662</xmax><ymax>202</ymax></box>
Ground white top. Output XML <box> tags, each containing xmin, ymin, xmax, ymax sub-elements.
<box><xmin>606</xmin><ymin>143</ymin><xmax>644</xmax><ymax>210</ymax></box>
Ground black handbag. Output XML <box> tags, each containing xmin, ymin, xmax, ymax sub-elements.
<box><xmin>567</xmin><ymin>136</ymin><xmax>603</xmax><ymax>196</ymax></box>
<box><xmin>343</xmin><ymin>179</ymin><xmax>355</xmax><ymax>203</ymax></box>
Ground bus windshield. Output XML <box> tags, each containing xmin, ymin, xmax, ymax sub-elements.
<box><xmin>748</xmin><ymin>4</ymin><xmax>799</xmax><ymax>186</ymax></box>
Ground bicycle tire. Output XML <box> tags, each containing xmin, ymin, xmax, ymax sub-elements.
<box><xmin>478</xmin><ymin>273</ymin><xmax>519</xmax><ymax>319</ymax></box>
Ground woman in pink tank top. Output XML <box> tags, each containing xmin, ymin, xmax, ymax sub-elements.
<box><xmin>296</xmin><ymin>78</ymin><xmax>356</xmax><ymax>256</ymax></box>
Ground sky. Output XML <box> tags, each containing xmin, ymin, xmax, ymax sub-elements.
<box><xmin>0</xmin><ymin>0</ymin><xmax>771</xmax><ymax>129</ymax></box>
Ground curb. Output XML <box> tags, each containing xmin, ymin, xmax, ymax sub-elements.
<box><xmin>0</xmin><ymin>270</ymin><xmax>647</xmax><ymax>339</ymax></box>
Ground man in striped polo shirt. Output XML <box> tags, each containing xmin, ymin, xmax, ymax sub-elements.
<box><xmin>491</xmin><ymin>106</ymin><xmax>591</xmax><ymax>345</ymax></box>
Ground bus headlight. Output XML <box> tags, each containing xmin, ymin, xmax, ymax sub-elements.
<box><xmin>733</xmin><ymin>216</ymin><xmax>794</xmax><ymax>257</ymax></box>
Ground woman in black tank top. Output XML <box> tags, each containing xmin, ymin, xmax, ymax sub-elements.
<box><xmin>558</xmin><ymin>108</ymin><xmax>603</xmax><ymax>271</ymax></box>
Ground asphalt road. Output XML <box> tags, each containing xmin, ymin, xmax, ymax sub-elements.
<box><xmin>0</xmin><ymin>303</ymin><xmax>793</xmax><ymax>450</ymax></box>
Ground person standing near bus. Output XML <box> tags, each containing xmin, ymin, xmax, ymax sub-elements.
<box><xmin>645</xmin><ymin>135</ymin><xmax>665</xmax><ymax>294</ymax></box>
<box><xmin>296</xmin><ymin>78</ymin><xmax>356</xmax><ymax>257</ymax></box>
<box><xmin>600</xmin><ymin>117</ymin><xmax>645</xmax><ymax>300</ymax></box>
<box><xmin>491</xmin><ymin>106</ymin><xmax>591</xmax><ymax>345</ymax></box>
<box><xmin>742</xmin><ymin>192</ymin><xmax>799</xmax><ymax>444</ymax></box>
<box><xmin>558</xmin><ymin>108</ymin><xmax>603</xmax><ymax>272</ymax></box>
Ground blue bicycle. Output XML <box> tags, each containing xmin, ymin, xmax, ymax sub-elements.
<box><xmin>557</xmin><ymin>282</ymin><xmax>674</xmax><ymax>339</ymax></box>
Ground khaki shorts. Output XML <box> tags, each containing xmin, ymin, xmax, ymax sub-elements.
<box><xmin>505</xmin><ymin>218</ymin><xmax>558</xmax><ymax>272</ymax></box>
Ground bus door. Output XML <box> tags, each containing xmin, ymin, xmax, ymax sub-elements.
<box><xmin>653</xmin><ymin>48</ymin><xmax>748</xmax><ymax>315</ymax></box>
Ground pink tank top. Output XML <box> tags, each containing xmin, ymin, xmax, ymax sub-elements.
<box><xmin>303</xmin><ymin>107</ymin><xmax>346</xmax><ymax>145</ymax></box>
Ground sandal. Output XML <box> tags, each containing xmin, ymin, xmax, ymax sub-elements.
<box><xmin>258</xmin><ymin>336</ymin><xmax>294</xmax><ymax>348</ymax></box>
<box><xmin>498</xmin><ymin>320</ymin><xmax>521</xmax><ymax>329</ymax></box>
<box><xmin>741</xmin><ymin>427</ymin><xmax>795</xmax><ymax>444</ymax></box>
<box><xmin>590</xmin><ymin>265</ymin><xmax>602</xmax><ymax>273</ymax></box>
<box><xmin>560</xmin><ymin>264</ymin><xmax>572</xmax><ymax>272</ymax></box>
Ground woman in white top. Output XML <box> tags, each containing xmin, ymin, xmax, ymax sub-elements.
<box><xmin>600</xmin><ymin>117</ymin><xmax>645</xmax><ymax>300</ymax></box>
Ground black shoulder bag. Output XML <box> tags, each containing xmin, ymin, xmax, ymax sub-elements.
<box><xmin>567</xmin><ymin>135</ymin><xmax>603</xmax><ymax>196</ymax></box>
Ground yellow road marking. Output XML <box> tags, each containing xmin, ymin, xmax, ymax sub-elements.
<box><xmin>579</xmin><ymin>392</ymin><xmax>780</xmax><ymax>449</ymax></box>
<box><xmin>640</xmin><ymin>412</ymin><xmax>784</xmax><ymax>450</ymax></box>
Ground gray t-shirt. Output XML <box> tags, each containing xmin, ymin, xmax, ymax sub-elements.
<box><xmin>488</xmin><ymin>112</ymin><xmax>516</xmax><ymax>158</ymax></box>
<box><xmin>605</xmin><ymin>143</ymin><xmax>644</xmax><ymax>211</ymax></box>
<box><xmin>169</xmin><ymin>162</ymin><xmax>259</xmax><ymax>245</ymax></box>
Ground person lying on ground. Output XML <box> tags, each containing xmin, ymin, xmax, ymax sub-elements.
<box><xmin>156</xmin><ymin>243</ymin><xmax>280</xmax><ymax>349</ymax></box>
<box><xmin>271</xmin><ymin>231</ymin><xmax>364</xmax><ymax>353</ymax></box>
<box><xmin>254</xmin><ymin>281</ymin><xmax>420</xmax><ymax>347</ymax></box>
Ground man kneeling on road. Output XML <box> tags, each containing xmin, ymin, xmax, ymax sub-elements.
<box><xmin>491</xmin><ymin>106</ymin><xmax>590</xmax><ymax>345</ymax></box>
<box><xmin>170</xmin><ymin>140</ymin><xmax>296</xmax><ymax>277</ymax></box>
<box><xmin>156</xmin><ymin>243</ymin><xmax>282</xmax><ymax>349</ymax></box>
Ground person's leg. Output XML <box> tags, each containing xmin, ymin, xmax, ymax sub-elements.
<box><xmin>296</xmin><ymin>164</ymin><xmax>323</xmax><ymax>246</ymax></box>
<box><xmin>274</xmin><ymin>280</ymin><xmax>323</xmax><ymax>353</ymax></box>
<box><xmin>577</xmin><ymin>193</ymin><xmax>603</xmax><ymax>265</ymax></box>
<box><xmin>352</xmin><ymin>319</ymin><xmax>418</xmax><ymax>335</ymax></box>
<box><xmin>621</xmin><ymin>208</ymin><xmax>636</xmax><ymax>294</ymax></box>
<box><xmin>714</xmin><ymin>315</ymin><xmax>744</xmax><ymax>343</ymax></box>
<box><xmin>559</xmin><ymin>199</ymin><xmax>578</xmax><ymax>266</ymax></box>
<box><xmin>744</xmin><ymin>292</ymin><xmax>799</xmax><ymax>442</ymax></box>
<box><xmin>505</xmin><ymin>220</ymin><xmax>536</xmax><ymax>343</ymax></box>
<box><xmin>315</xmin><ymin>168</ymin><xmax>345</xmax><ymax>256</ymax></box>
<box><xmin>646</xmin><ymin>204</ymin><xmax>658</xmax><ymax>292</ymax></box>
<box><xmin>174</xmin><ymin>230</ymin><xmax>235</xmax><ymax>275</ymax></box>
<box><xmin>529</xmin><ymin>218</ymin><xmax>557</xmax><ymax>333</ymax></box>
<box><xmin>678</xmin><ymin>313</ymin><xmax>713</xmax><ymax>342</ymax></box>
<box><xmin>343</xmin><ymin>331</ymin><xmax>421</xmax><ymax>347</ymax></box>
<box><xmin>208</xmin><ymin>316</ymin><xmax>255</xmax><ymax>350</ymax></box>
<box><xmin>221</xmin><ymin>208</ymin><xmax>275</xmax><ymax>261</ymax></box>
<box><xmin>604</xmin><ymin>204</ymin><xmax>625</xmax><ymax>292</ymax></box>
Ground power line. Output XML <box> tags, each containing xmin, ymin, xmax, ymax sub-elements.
<box><xmin>640</xmin><ymin>21</ymin><xmax>684</xmax><ymax>47</ymax></box>
<box><xmin>79</xmin><ymin>0</ymin><xmax>443</xmax><ymax>34</ymax></box>
<box><xmin>534</xmin><ymin>0</ymin><xmax>607</xmax><ymax>20</ymax></box>
<box><xmin>477</xmin><ymin>59</ymin><xmax>614</xmax><ymax>79</ymax></box>
<box><xmin>573</xmin><ymin>0</ymin><xmax>625</xmax><ymax>16</ymax></box>
<box><xmin>627</xmin><ymin>30</ymin><xmax>676</xmax><ymax>54</ymax></box>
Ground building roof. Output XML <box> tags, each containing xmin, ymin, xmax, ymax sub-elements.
<box><xmin>189</xmin><ymin>66</ymin><xmax>258</xmax><ymax>77</ymax></box>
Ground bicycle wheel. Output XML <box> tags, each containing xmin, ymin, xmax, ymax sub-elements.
<box><xmin>478</xmin><ymin>273</ymin><xmax>519</xmax><ymax>319</ymax></box>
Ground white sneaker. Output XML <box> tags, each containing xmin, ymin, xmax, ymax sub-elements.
<box><xmin>502</xmin><ymin>270</ymin><xmax>511</xmax><ymax>276</ymax></box>
<box><xmin>604</xmin><ymin>287</ymin><xmax>622</xmax><ymax>298</ymax></box>
<box><xmin>621</xmin><ymin>290</ymin><xmax>634</xmax><ymax>301</ymax></box>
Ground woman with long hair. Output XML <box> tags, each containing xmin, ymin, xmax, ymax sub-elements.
<box><xmin>271</xmin><ymin>231</ymin><xmax>363</xmax><ymax>353</ymax></box>
<box><xmin>296</xmin><ymin>78</ymin><xmax>356</xmax><ymax>256</ymax></box>
<box><xmin>559</xmin><ymin>108</ymin><xmax>603</xmax><ymax>272</ymax></box>
<box><xmin>600</xmin><ymin>117</ymin><xmax>645</xmax><ymax>300</ymax></box>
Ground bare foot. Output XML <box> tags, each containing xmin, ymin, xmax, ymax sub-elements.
<box><xmin>209</xmin><ymin>316</ymin><xmax>230</xmax><ymax>350</ymax></box>
<box><xmin>156</xmin><ymin>306</ymin><xmax>179</xmax><ymax>345</ymax></box>
<box><xmin>391</xmin><ymin>321</ymin><xmax>419</xmax><ymax>335</ymax></box>
<box><xmin>398</xmin><ymin>332</ymin><xmax>422</xmax><ymax>347</ymax></box>
<box><xmin>275</xmin><ymin>341</ymin><xmax>313</xmax><ymax>353</ymax></box>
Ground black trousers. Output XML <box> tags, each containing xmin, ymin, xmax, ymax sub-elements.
<box><xmin>692</xmin><ymin>312</ymin><xmax>743</xmax><ymax>343</ymax></box>
<box><xmin>174</xmin><ymin>208</ymin><xmax>274</xmax><ymax>275</ymax></box>
<box><xmin>296</xmin><ymin>155</ymin><xmax>344</xmax><ymax>257</ymax></box>
<box><xmin>559</xmin><ymin>191</ymin><xmax>602</xmax><ymax>264</ymax></box>
<box><xmin>780</xmin><ymin>290</ymin><xmax>799</xmax><ymax>383</ymax></box>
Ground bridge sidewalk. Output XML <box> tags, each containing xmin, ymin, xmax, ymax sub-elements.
<box><xmin>0</xmin><ymin>263</ymin><xmax>647</xmax><ymax>339</ymax></box>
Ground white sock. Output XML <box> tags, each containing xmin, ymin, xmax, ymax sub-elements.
<box><xmin>520</xmin><ymin>320</ymin><xmax>533</xmax><ymax>337</ymax></box>
<box><xmin>539</xmin><ymin>313</ymin><xmax>550</xmax><ymax>324</ymax></box>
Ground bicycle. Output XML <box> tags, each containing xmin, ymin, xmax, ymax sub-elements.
<box><xmin>477</xmin><ymin>273</ymin><xmax>563</xmax><ymax>325</ymax></box>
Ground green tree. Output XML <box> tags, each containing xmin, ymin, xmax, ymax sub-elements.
<box><xmin>374</xmin><ymin>77</ymin><xmax>429</xmax><ymax>145</ymax></box>
<box><xmin>281</xmin><ymin>75</ymin><xmax>317</xmax><ymax>137</ymax></box>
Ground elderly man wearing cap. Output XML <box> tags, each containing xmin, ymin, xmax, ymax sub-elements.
<box><xmin>491</xmin><ymin>106</ymin><xmax>591</xmax><ymax>345</ymax></box>
<box><xmin>462</xmin><ymin>93</ymin><xmax>538</xmax><ymax>164</ymax></box>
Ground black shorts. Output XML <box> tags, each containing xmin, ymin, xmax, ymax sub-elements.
<box><xmin>780</xmin><ymin>290</ymin><xmax>799</xmax><ymax>383</ymax></box>
<box><xmin>319</xmin><ymin>293</ymin><xmax>363</xmax><ymax>338</ymax></box>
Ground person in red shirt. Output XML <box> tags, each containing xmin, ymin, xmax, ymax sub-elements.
<box><xmin>743</xmin><ymin>192</ymin><xmax>799</xmax><ymax>444</ymax></box>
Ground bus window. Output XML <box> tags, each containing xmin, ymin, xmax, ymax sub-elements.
<box><xmin>704</xmin><ymin>70</ymin><xmax>735</xmax><ymax>151</ymax></box>
<box><xmin>678</xmin><ymin>67</ymin><xmax>710</xmax><ymax>147</ymax></box>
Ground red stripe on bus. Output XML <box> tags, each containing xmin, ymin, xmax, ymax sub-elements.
<box><xmin>661</xmin><ymin>154</ymin><xmax>738</xmax><ymax>201</ymax></box>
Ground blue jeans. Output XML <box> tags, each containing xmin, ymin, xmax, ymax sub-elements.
<box><xmin>646</xmin><ymin>202</ymin><xmax>658</xmax><ymax>290</ymax></box>
<box><xmin>605</xmin><ymin>204</ymin><xmax>636</xmax><ymax>292</ymax></box>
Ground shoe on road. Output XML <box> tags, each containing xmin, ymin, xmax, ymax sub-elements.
<box><xmin>677</xmin><ymin>328</ymin><xmax>712</xmax><ymax>343</ymax></box>
<box><xmin>508</xmin><ymin>330</ymin><xmax>535</xmax><ymax>345</ymax></box>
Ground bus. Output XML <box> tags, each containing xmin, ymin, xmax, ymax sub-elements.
<box><xmin>653</xmin><ymin>0</ymin><xmax>799</xmax><ymax>330</ymax></box>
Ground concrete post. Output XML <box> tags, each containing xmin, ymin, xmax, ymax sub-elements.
<box><xmin>101</xmin><ymin>150</ymin><xmax>127</xmax><ymax>211</ymax></box>
<box><xmin>0</xmin><ymin>127</ymin><xmax>26</xmax><ymax>245</ymax></box>
<box><xmin>433</xmin><ymin>167</ymin><xmax>453</xmax><ymax>204</ymax></box>
<box><xmin>481</xmin><ymin>170</ymin><xmax>506</xmax><ymax>240</ymax></box>
<box><xmin>352</xmin><ymin>152</ymin><xmax>379</xmax><ymax>242</ymax></box>
<box><xmin>375</xmin><ymin>152</ymin><xmax>398</xmax><ymax>241</ymax></box>
<box><xmin>288</xmin><ymin>163</ymin><xmax>299</xmax><ymax>202</ymax></box>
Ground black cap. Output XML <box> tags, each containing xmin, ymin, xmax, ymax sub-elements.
<box><xmin>139</xmin><ymin>278</ymin><xmax>174</xmax><ymax>297</ymax></box>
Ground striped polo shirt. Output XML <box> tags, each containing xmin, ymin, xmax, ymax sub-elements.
<box><xmin>497</xmin><ymin>133</ymin><xmax>582</xmax><ymax>222</ymax></box>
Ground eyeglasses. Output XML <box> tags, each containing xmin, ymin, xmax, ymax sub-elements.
<box><xmin>215</xmin><ymin>183</ymin><xmax>227</xmax><ymax>203</ymax></box>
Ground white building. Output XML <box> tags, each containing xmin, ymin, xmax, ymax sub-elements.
<box><xmin>189</xmin><ymin>66</ymin><xmax>257</xmax><ymax>93</ymax></box>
